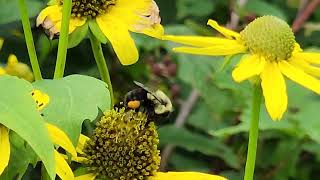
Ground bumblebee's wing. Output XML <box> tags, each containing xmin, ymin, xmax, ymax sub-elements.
<box><xmin>133</xmin><ymin>81</ymin><xmax>154</xmax><ymax>92</ymax></box>
<box><xmin>133</xmin><ymin>81</ymin><xmax>163</xmax><ymax>101</ymax></box>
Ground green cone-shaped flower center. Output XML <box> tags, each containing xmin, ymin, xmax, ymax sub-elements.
<box><xmin>240</xmin><ymin>16</ymin><xmax>295</xmax><ymax>61</ymax></box>
<box><xmin>59</xmin><ymin>0</ymin><xmax>116</xmax><ymax>18</ymax></box>
<box><xmin>83</xmin><ymin>108</ymin><xmax>160</xmax><ymax>179</ymax></box>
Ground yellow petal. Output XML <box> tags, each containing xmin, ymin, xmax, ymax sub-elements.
<box><xmin>37</xmin><ymin>5</ymin><xmax>86</xmax><ymax>34</ymax></box>
<box><xmin>0</xmin><ymin>67</ymin><xmax>6</xmax><ymax>75</ymax></box>
<box><xmin>96</xmin><ymin>16</ymin><xmax>138</xmax><ymax>65</ymax></box>
<box><xmin>47</xmin><ymin>123</ymin><xmax>77</xmax><ymax>157</ymax></box>
<box><xmin>0</xmin><ymin>38</ymin><xmax>4</xmax><ymax>51</ymax></box>
<box><xmin>207</xmin><ymin>19</ymin><xmax>241</xmax><ymax>40</ymax></box>
<box><xmin>76</xmin><ymin>134</ymin><xmax>90</xmax><ymax>155</ymax></box>
<box><xmin>163</xmin><ymin>35</ymin><xmax>239</xmax><ymax>47</ymax></box>
<box><xmin>75</xmin><ymin>173</ymin><xmax>97</xmax><ymax>180</ymax></box>
<box><xmin>232</xmin><ymin>55</ymin><xmax>265</xmax><ymax>82</ymax></box>
<box><xmin>289</xmin><ymin>56</ymin><xmax>320</xmax><ymax>77</ymax></box>
<box><xmin>54</xmin><ymin>150</ymin><xmax>74</xmax><ymax>180</ymax></box>
<box><xmin>279</xmin><ymin>60</ymin><xmax>320</xmax><ymax>94</ymax></box>
<box><xmin>31</xmin><ymin>89</ymin><xmax>50</xmax><ymax>111</ymax></box>
<box><xmin>0</xmin><ymin>126</ymin><xmax>10</xmax><ymax>175</ymax></box>
<box><xmin>105</xmin><ymin>0</ymin><xmax>152</xmax><ymax>28</ymax></box>
<box><xmin>141</xmin><ymin>24</ymin><xmax>164</xmax><ymax>39</ymax></box>
<box><xmin>7</xmin><ymin>54</ymin><xmax>18</xmax><ymax>66</ymax></box>
<box><xmin>173</xmin><ymin>43</ymin><xmax>246</xmax><ymax>56</ymax></box>
<box><xmin>150</xmin><ymin>172</ymin><xmax>227</xmax><ymax>180</ymax></box>
<box><xmin>261</xmin><ymin>62</ymin><xmax>287</xmax><ymax>120</ymax></box>
<box><xmin>294</xmin><ymin>52</ymin><xmax>320</xmax><ymax>65</ymax></box>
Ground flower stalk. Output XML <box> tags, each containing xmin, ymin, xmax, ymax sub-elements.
<box><xmin>89</xmin><ymin>34</ymin><xmax>114</xmax><ymax>105</ymax></box>
<box><xmin>18</xmin><ymin>0</ymin><xmax>42</xmax><ymax>80</ymax></box>
<box><xmin>244</xmin><ymin>84</ymin><xmax>262</xmax><ymax>180</ymax></box>
<box><xmin>53</xmin><ymin>0</ymin><xmax>72</xmax><ymax>79</ymax></box>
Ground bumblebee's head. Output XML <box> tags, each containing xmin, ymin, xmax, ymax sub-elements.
<box><xmin>147</xmin><ymin>90</ymin><xmax>173</xmax><ymax>115</ymax></box>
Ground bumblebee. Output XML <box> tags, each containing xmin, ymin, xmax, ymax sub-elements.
<box><xmin>121</xmin><ymin>81</ymin><xmax>173</xmax><ymax>124</ymax></box>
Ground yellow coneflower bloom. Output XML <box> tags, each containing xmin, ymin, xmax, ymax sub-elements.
<box><xmin>37</xmin><ymin>0</ymin><xmax>164</xmax><ymax>65</ymax></box>
<box><xmin>163</xmin><ymin>15</ymin><xmax>320</xmax><ymax>120</ymax></box>
<box><xmin>71</xmin><ymin>109</ymin><xmax>226</xmax><ymax>180</ymax></box>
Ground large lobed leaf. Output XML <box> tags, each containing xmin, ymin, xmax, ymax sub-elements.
<box><xmin>0</xmin><ymin>75</ymin><xmax>55</xmax><ymax>179</ymax></box>
<box><xmin>33</xmin><ymin>75</ymin><xmax>111</xmax><ymax>145</ymax></box>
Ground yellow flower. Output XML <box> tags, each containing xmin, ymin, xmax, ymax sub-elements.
<box><xmin>37</xmin><ymin>0</ymin><xmax>164</xmax><ymax>65</ymax></box>
<box><xmin>163</xmin><ymin>15</ymin><xmax>320</xmax><ymax>120</ymax></box>
<box><xmin>5</xmin><ymin>54</ymin><xmax>34</xmax><ymax>82</ymax></box>
<box><xmin>74</xmin><ymin>135</ymin><xmax>227</xmax><ymax>180</ymax></box>
<box><xmin>71</xmin><ymin>109</ymin><xmax>226</xmax><ymax>180</ymax></box>
<box><xmin>0</xmin><ymin>39</ymin><xmax>34</xmax><ymax>81</ymax></box>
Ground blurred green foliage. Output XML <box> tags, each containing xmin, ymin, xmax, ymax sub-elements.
<box><xmin>1</xmin><ymin>0</ymin><xmax>320</xmax><ymax>179</ymax></box>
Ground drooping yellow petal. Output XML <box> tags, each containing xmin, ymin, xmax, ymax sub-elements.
<box><xmin>0</xmin><ymin>126</ymin><xmax>10</xmax><ymax>175</ymax></box>
<box><xmin>294</xmin><ymin>52</ymin><xmax>320</xmax><ymax>65</ymax></box>
<box><xmin>232</xmin><ymin>55</ymin><xmax>266</xmax><ymax>82</ymax></box>
<box><xmin>76</xmin><ymin>134</ymin><xmax>90</xmax><ymax>155</ymax></box>
<box><xmin>47</xmin><ymin>123</ymin><xmax>77</xmax><ymax>157</ymax></box>
<box><xmin>163</xmin><ymin>35</ymin><xmax>239</xmax><ymax>47</ymax></box>
<box><xmin>150</xmin><ymin>172</ymin><xmax>227</xmax><ymax>180</ymax></box>
<box><xmin>173</xmin><ymin>43</ymin><xmax>247</xmax><ymax>56</ymax></box>
<box><xmin>279</xmin><ymin>61</ymin><xmax>320</xmax><ymax>94</ymax></box>
<box><xmin>75</xmin><ymin>173</ymin><xmax>97</xmax><ymax>180</ymax></box>
<box><xmin>36</xmin><ymin>5</ymin><xmax>86</xmax><ymax>34</ymax></box>
<box><xmin>207</xmin><ymin>19</ymin><xmax>241</xmax><ymax>40</ymax></box>
<box><xmin>289</xmin><ymin>57</ymin><xmax>320</xmax><ymax>77</ymax></box>
<box><xmin>96</xmin><ymin>16</ymin><xmax>138</xmax><ymax>65</ymax></box>
<box><xmin>0</xmin><ymin>38</ymin><xmax>4</xmax><ymax>51</ymax></box>
<box><xmin>261</xmin><ymin>62</ymin><xmax>287</xmax><ymax>120</ymax></box>
<box><xmin>54</xmin><ymin>150</ymin><xmax>74</xmax><ymax>180</ymax></box>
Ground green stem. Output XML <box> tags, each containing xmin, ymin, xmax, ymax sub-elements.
<box><xmin>244</xmin><ymin>84</ymin><xmax>262</xmax><ymax>180</ymax></box>
<box><xmin>89</xmin><ymin>34</ymin><xmax>114</xmax><ymax>106</ymax></box>
<box><xmin>18</xmin><ymin>0</ymin><xmax>42</xmax><ymax>80</ymax></box>
<box><xmin>53</xmin><ymin>0</ymin><xmax>72</xmax><ymax>79</ymax></box>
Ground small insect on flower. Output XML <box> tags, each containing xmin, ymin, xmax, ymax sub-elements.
<box><xmin>118</xmin><ymin>81</ymin><xmax>173</xmax><ymax>125</ymax></box>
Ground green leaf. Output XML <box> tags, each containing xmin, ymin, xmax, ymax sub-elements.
<box><xmin>0</xmin><ymin>75</ymin><xmax>55</xmax><ymax>179</ymax></box>
<box><xmin>242</xmin><ymin>0</ymin><xmax>287</xmax><ymax>21</ymax></box>
<box><xmin>158</xmin><ymin>125</ymin><xmax>239</xmax><ymax>169</ymax></box>
<box><xmin>68</xmin><ymin>23</ymin><xmax>89</xmax><ymax>49</ymax></box>
<box><xmin>88</xmin><ymin>20</ymin><xmax>108</xmax><ymax>44</ymax></box>
<box><xmin>169</xmin><ymin>152</ymin><xmax>212</xmax><ymax>172</ymax></box>
<box><xmin>33</xmin><ymin>75</ymin><xmax>111</xmax><ymax>144</ymax></box>
<box><xmin>176</xmin><ymin>0</ymin><xmax>215</xmax><ymax>19</ymax></box>
<box><xmin>212</xmin><ymin>103</ymin><xmax>302</xmax><ymax>138</ymax></box>
<box><xmin>0</xmin><ymin>0</ymin><xmax>43</xmax><ymax>25</ymax></box>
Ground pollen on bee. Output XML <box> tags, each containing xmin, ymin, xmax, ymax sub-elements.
<box><xmin>127</xmin><ymin>100</ymin><xmax>141</xmax><ymax>109</ymax></box>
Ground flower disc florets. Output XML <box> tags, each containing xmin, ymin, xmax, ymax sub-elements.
<box><xmin>83</xmin><ymin>108</ymin><xmax>160</xmax><ymax>180</ymax></box>
<box><xmin>58</xmin><ymin>0</ymin><xmax>116</xmax><ymax>18</ymax></box>
<box><xmin>240</xmin><ymin>16</ymin><xmax>295</xmax><ymax>61</ymax></box>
